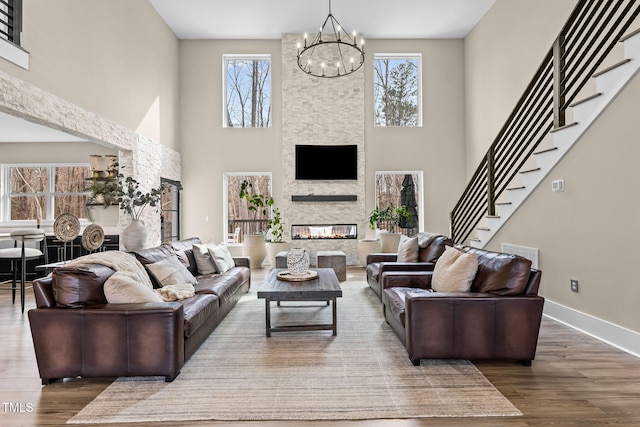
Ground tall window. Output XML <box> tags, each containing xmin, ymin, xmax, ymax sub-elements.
<box><xmin>373</xmin><ymin>54</ymin><xmax>422</xmax><ymax>127</ymax></box>
<box><xmin>3</xmin><ymin>164</ymin><xmax>90</xmax><ymax>222</ymax></box>
<box><xmin>224</xmin><ymin>173</ymin><xmax>272</xmax><ymax>243</ymax></box>
<box><xmin>160</xmin><ymin>178</ymin><xmax>181</xmax><ymax>243</ymax></box>
<box><xmin>374</xmin><ymin>171</ymin><xmax>423</xmax><ymax>235</ymax></box>
<box><xmin>0</xmin><ymin>0</ymin><xmax>22</xmax><ymax>45</ymax></box>
<box><xmin>223</xmin><ymin>55</ymin><xmax>272</xmax><ymax>128</ymax></box>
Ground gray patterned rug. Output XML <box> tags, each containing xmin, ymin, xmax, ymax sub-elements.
<box><xmin>68</xmin><ymin>281</ymin><xmax>521</xmax><ymax>423</ymax></box>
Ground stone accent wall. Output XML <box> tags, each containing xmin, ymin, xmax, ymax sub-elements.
<box><xmin>281</xmin><ymin>34</ymin><xmax>366</xmax><ymax>264</ymax></box>
<box><xmin>0</xmin><ymin>70</ymin><xmax>181</xmax><ymax>248</ymax></box>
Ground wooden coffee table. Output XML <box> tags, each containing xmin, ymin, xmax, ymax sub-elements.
<box><xmin>257</xmin><ymin>268</ymin><xmax>343</xmax><ymax>337</ymax></box>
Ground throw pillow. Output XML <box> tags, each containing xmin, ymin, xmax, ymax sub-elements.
<box><xmin>192</xmin><ymin>243</ymin><xmax>218</xmax><ymax>275</ymax></box>
<box><xmin>431</xmin><ymin>246</ymin><xmax>478</xmax><ymax>293</ymax></box>
<box><xmin>146</xmin><ymin>254</ymin><xmax>198</xmax><ymax>287</ymax></box>
<box><xmin>103</xmin><ymin>271</ymin><xmax>164</xmax><ymax>303</ymax></box>
<box><xmin>396</xmin><ymin>235</ymin><xmax>419</xmax><ymax>262</ymax></box>
<box><xmin>207</xmin><ymin>244</ymin><xmax>236</xmax><ymax>273</ymax></box>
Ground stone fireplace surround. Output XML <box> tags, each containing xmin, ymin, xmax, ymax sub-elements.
<box><xmin>281</xmin><ymin>34</ymin><xmax>366</xmax><ymax>265</ymax></box>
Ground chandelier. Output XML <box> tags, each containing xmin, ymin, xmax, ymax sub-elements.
<box><xmin>296</xmin><ymin>0</ymin><xmax>364</xmax><ymax>78</ymax></box>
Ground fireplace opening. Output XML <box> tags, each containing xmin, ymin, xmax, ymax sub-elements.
<box><xmin>292</xmin><ymin>224</ymin><xmax>357</xmax><ymax>240</ymax></box>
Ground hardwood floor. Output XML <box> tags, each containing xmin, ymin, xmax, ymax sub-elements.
<box><xmin>1</xmin><ymin>267</ymin><xmax>639</xmax><ymax>426</ymax></box>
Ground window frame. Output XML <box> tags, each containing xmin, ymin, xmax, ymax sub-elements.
<box><xmin>222</xmin><ymin>54</ymin><xmax>272</xmax><ymax>128</ymax></box>
<box><xmin>373</xmin><ymin>53</ymin><xmax>423</xmax><ymax>127</ymax></box>
<box><xmin>1</xmin><ymin>163</ymin><xmax>91</xmax><ymax>224</ymax></box>
<box><xmin>374</xmin><ymin>170</ymin><xmax>424</xmax><ymax>234</ymax></box>
<box><xmin>223</xmin><ymin>172</ymin><xmax>272</xmax><ymax>244</ymax></box>
<box><xmin>160</xmin><ymin>178</ymin><xmax>181</xmax><ymax>243</ymax></box>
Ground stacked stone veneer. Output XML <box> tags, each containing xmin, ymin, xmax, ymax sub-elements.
<box><xmin>0</xmin><ymin>70</ymin><xmax>181</xmax><ymax>248</ymax></box>
<box><xmin>281</xmin><ymin>34</ymin><xmax>366</xmax><ymax>265</ymax></box>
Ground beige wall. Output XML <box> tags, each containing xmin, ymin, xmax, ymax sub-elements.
<box><xmin>467</xmin><ymin>0</ymin><xmax>640</xmax><ymax>333</ymax></box>
<box><xmin>179</xmin><ymin>38</ymin><xmax>466</xmax><ymax>244</ymax></box>
<box><xmin>179</xmin><ymin>40</ymin><xmax>283</xmax><ymax>243</ymax></box>
<box><xmin>464</xmin><ymin>0</ymin><xmax>578</xmax><ymax>175</ymax></box>
<box><xmin>0</xmin><ymin>0</ymin><xmax>180</xmax><ymax>150</ymax></box>
<box><xmin>365</xmin><ymin>39</ymin><xmax>466</xmax><ymax>235</ymax></box>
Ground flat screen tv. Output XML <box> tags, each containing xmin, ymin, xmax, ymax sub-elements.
<box><xmin>295</xmin><ymin>144</ymin><xmax>358</xmax><ymax>180</ymax></box>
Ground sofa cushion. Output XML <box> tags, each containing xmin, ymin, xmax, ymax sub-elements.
<box><xmin>432</xmin><ymin>246</ymin><xmax>478</xmax><ymax>293</ymax></box>
<box><xmin>146</xmin><ymin>254</ymin><xmax>197</xmax><ymax>287</ymax></box>
<box><xmin>195</xmin><ymin>267</ymin><xmax>248</xmax><ymax>303</ymax></box>
<box><xmin>192</xmin><ymin>243</ymin><xmax>218</xmax><ymax>275</ymax></box>
<box><xmin>207</xmin><ymin>244</ymin><xmax>235</xmax><ymax>273</ymax></box>
<box><xmin>180</xmin><ymin>294</ymin><xmax>219</xmax><ymax>338</ymax></box>
<box><xmin>397</xmin><ymin>236</ymin><xmax>419</xmax><ymax>263</ymax></box>
<box><xmin>417</xmin><ymin>235</ymin><xmax>452</xmax><ymax>263</ymax></box>
<box><xmin>51</xmin><ymin>264</ymin><xmax>112</xmax><ymax>308</ymax></box>
<box><xmin>464</xmin><ymin>248</ymin><xmax>532</xmax><ymax>295</ymax></box>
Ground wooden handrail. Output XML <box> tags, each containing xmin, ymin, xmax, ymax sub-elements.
<box><xmin>451</xmin><ymin>0</ymin><xmax>640</xmax><ymax>243</ymax></box>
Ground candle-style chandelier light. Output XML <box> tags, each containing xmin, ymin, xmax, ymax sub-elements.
<box><xmin>296</xmin><ymin>0</ymin><xmax>364</xmax><ymax>78</ymax></box>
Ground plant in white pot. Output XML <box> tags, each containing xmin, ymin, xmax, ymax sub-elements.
<box><xmin>239</xmin><ymin>180</ymin><xmax>273</xmax><ymax>268</ymax></box>
<box><xmin>265</xmin><ymin>207</ymin><xmax>289</xmax><ymax>268</ymax></box>
<box><xmin>84</xmin><ymin>176</ymin><xmax>120</xmax><ymax>227</ymax></box>
<box><xmin>118</xmin><ymin>174</ymin><xmax>163</xmax><ymax>251</ymax></box>
<box><xmin>368</xmin><ymin>204</ymin><xmax>413</xmax><ymax>253</ymax></box>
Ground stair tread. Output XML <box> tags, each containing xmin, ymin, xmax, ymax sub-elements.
<box><xmin>534</xmin><ymin>146</ymin><xmax>559</xmax><ymax>155</ymax></box>
<box><xmin>620</xmin><ymin>27</ymin><xmax>640</xmax><ymax>42</ymax></box>
<box><xmin>520</xmin><ymin>167</ymin><xmax>541</xmax><ymax>174</ymax></box>
<box><xmin>469</xmin><ymin>237</ymin><xmax>481</xmax><ymax>242</ymax></box>
<box><xmin>486</xmin><ymin>215</ymin><xmax>500</xmax><ymax>219</ymax></box>
<box><xmin>592</xmin><ymin>58</ymin><xmax>632</xmax><ymax>78</ymax></box>
<box><xmin>550</xmin><ymin>122</ymin><xmax>578</xmax><ymax>133</ymax></box>
<box><xmin>476</xmin><ymin>227</ymin><xmax>490</xmax><ymax>231</ymax></box>
<box><xmin>507</xmin><ymin>186</ymin><xmax>526</xmax><ymax>191</ymax></box>
<box><xmin>495</xmin><ymin>201</ymin><xmax>512</xmax><ymax>205</ymax></box>
<box><xmin>569</xmin><ymin>92</ymin><xmax>602</xmax><ymax>107</ymax></box>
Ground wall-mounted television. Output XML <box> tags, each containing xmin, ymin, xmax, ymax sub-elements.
<box><xmin>295</xmin><ymin>144</ymin><xmax>358</xmax><ymax>180</ymax></box>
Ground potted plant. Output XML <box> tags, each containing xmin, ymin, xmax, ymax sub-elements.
<box><xmin>368</xmin><ymin>204</ymin><xmax>413</xmax><ymax>253</ymax></box>
<box><xmin>117</xmin><ymin>173</ymin><xmax>163</xmax><ymax>251</ymax></box>
<box><xmin>85</xmin><ymin>174</ymin><xmax>120</xmax><ymax>226</ymax></box>
<box><xmin>265</xmin><ymin>207</ymin><xmax>290</xmax><ymax>268</ymax></box>
<box><xmin>239</xmin><ymin>180</ymin><xmax>273</xmax><ymax>268</ymax></box>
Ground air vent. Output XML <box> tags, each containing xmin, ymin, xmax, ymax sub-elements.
<box><xmin>501</xmin><ymin>243</ymin><xmax>539</xmax><ymax>269</ymax></box>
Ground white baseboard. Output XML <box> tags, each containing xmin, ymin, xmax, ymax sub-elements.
<box><xmin>544</xmin><ymin>300</ymin><xmax>640</xmax><ymax>359</ymax></box>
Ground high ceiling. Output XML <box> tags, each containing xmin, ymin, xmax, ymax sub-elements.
<box><xmin>1</xmin><ymin>1</ymin><xmax>496</xmax><ymax>142</ymax></box>
<box><xmin>149</xmin><ymin>0</ymin><xmax>496</xmax><ymax>39</ymax></box>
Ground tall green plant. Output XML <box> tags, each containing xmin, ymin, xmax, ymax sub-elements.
<box><xmin>368</xmin><ymin>204</ymin><xmax>413</xmax><ymax>233</ymax></box>
<box><xmin>266</xmin><ymin>207</ymin><xmax>284</xmax><ymax>243</ymax></box>
<box><xmin>239</xmin><ymin>180</ymin><xmax>273</xmax><ymax>234</ymax></box>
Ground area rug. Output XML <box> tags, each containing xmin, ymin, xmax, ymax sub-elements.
<box><xmin>68</xmin><ymin>281</ymin><xmax>521</xmax><ymax>423</ymax></box>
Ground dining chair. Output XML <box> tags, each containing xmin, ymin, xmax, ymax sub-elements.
<box><xmin>0</xmin><ymin>229</ymin><xmax>47</xmax><ymax>313</ymax></box>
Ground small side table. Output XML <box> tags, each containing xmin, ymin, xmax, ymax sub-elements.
<box><xmin>275</xmin><ymin>251</ymin><xmax>288</xmax><ymax>269</ymax></box>
<box><xmin>317</xmin><ymin>250</ymin><xmax>347</xmax><ymax>281</ymax></box>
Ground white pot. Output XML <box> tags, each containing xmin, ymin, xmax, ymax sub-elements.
<box><xmin>357</xmin><ymin>239</ymin><xmax>382</xmax><ymax>266</ymax></box>
<box><xmin>122</xmin><ymin>219</ymin><xmax>148</xmax><ymax>251</ymax></box>
<box><xmin>380</xmin><ymin>232</ymin><xmax>402</xmax><ymax>253</ymax></box>
<box><xmin>242</xmin><ymin>234</ymin><xmax>267</xmax><ymax>268</ymax></box>
<box><xmin>88</xmin><ymin>205</ymin><xmax>119</xmax><ymax>227</ymax></box>
<box><xmin>266</xmin><ymin>241</ymin><xmax>290</xmax><ymax>268</ymax></box>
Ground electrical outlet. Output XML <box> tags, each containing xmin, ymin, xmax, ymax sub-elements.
<box><xmin>570</xmin><ymin>279</ymin><xmax>579</xmax><ymax>293</ymax></box>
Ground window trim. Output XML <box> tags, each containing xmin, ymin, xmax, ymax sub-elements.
<box><xmin>373</xmin><ymin>53</ymin><xmax>423</xmax><ymax>127</ymax></box>
<box><xmin>374</xmin><ymin>170</ymin><xmax>424</xmax><ymax>232</ymax></box>
<box><xmin>223</xmin><ymin>172</ymin><xmax>272</xmax><ymax>244</ymax></box>
<box><xmin>160</xmin><ymin>178</ymin><xmax>181</xmax><ymax>243</ymax></box>
<box><xmin>1</xmin><ymin>163</ymin><xmax>90</xmax><ymax>224</ymax></box>
<box><xmin>222</xmin><ymin>54</ymin><xmax>272</xmax><ymax>128</ymax></box>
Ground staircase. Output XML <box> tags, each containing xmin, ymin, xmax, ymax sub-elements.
<box><xmin>451</xmin><ymin>0</ymin><xmax>640</xmax><ymax>247</ymax></box>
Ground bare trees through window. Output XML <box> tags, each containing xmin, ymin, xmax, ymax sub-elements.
<box><xmin>374</xmin><ymin>55</ymin><xmax>421</xmax><ymax>127</ymax></box>
<box><xmin>224</xmin><ymin>55</ymin><xmax>271</xmax><ymax>128</ymax></box>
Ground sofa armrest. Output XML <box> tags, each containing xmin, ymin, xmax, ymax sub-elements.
<box><xmin>28</xmin><ymin>302</ymin><xmax>185</xmax><ymax>384</ymax></box>
<box><xmin>366</xmin><ymin>253</ymin><xmax>397</xmax><ymax>265</ymax></box>
<box><xmin>381</xmin><ymin>271</ymin><xmax>433</xmax><ymax>290</ymax></box>
<box><xmin>233</xmin><ymin>256</ymin><xmax>250</xmax><ymax>269</ymax></box>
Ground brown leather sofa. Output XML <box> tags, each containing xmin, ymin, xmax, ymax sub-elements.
<box><xmin>366</xmin><ymin>234</ymin><xmax>453</xmax><ymax>300</ymax></box>
<box><xmin>28</xmin><ymin>237</ymin><xmax>250</xmax><ymax>385</ymax></box>
<box><xmin>381</xmin><ymin>246</ymin><xmax>544</xmax><ymax>366</ymax></box>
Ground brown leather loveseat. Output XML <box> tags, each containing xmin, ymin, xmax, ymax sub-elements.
<box><xmin>28</xmin><ymin>237</ymin><xmax>250</xmax><ymax>385</ymax></box>
<box><xmin>382</xmin><ymin>246</ymin><xmax>544</xmax><ymax>366</ymax></box>
<box><xmin>366</xmin><ymin>233</ymin><xmax>453</xmax><ymax>300</ymax></box>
